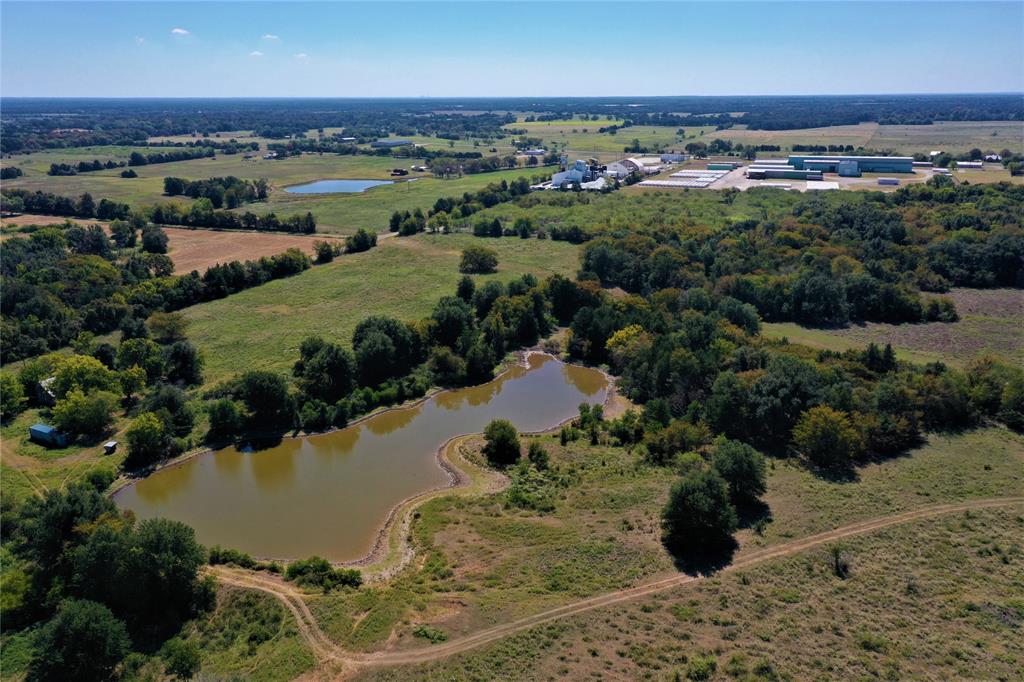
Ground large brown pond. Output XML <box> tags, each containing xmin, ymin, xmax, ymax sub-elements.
<box><xmin>114</xmin><ymin>354</ymin><xmax>607</xmax><ymax>562</ymax></box>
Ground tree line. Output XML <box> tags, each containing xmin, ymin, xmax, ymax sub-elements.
<box><xmin>47</xmin><ymin>159</ymin><xmax>126</xmax><ymax>175</ymax></box>
<box><xmin>1</xmin><ymin>188</ymin><xmax>316</xmax><ymax>234</ymax></box>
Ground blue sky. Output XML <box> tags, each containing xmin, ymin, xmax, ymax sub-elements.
<box><xmin>2</xmin><ymin>1</ymin><xmax>1022</xmax><ymax>97</ymax></box>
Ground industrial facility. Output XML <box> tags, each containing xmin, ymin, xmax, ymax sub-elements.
<box><xmin>370</xmin><ymin>139</ymin><xmax>414</xmax><ymax>148</ymax></box>
<box><xmin>786</xmin><ymin>154</ymin><xmax>914</xmax><ymax>175</ymax></box>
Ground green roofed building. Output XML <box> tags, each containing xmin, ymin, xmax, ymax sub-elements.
<box><xmin>787</xmin><ymin>155</ymin><xmax>914</xmax><ymax>175</ymax></box>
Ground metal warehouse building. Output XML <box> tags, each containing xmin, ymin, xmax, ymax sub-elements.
<box><xmin>746</xmin><ymin>167</ymin><xmax>823</xmax><ymax>180</ymax></box>
<box><xmin>787</xmin><ymin>155</ymin><xmax>914</xmax><ymax>175</ymax></box>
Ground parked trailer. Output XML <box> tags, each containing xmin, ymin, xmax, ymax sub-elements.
<box><xmin>878</xmin><ymin>177</ymin><xmax>900</xmax><ymax>186</ymax></box>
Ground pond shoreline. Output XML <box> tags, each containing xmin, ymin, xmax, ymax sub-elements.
<box><xmin>111</xmin><ymin>350</ymin><xmax>617</xmax><ymax>572</ymax></box>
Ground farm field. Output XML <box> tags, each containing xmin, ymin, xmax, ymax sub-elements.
<box><xmin>183</xmin><ymin>233</ymin><xmax>581</xmax><ymax>386</ymax></box>
<box><xmin>255</xmin><ymin>166</ymin><xmax>551</xmax><ymax>234</ymax></box>
<box><xmin>159</xmin><ymin>226</ymin><xmax>344</xmax><ymax>274</ymax></box>
<box><xmin>2</xmin><ymin>150</ymin><xmax>550</xmax><ymax>234</ymax></box>
<box><xmin>715</xmin><ymin>120</ymin><xmax>1024</xmax><ymax>155</ymax></box>
<box><xmin>0</xmin><ymin>216</ymin><xmax>336</xmax><ymax>274</ymax></box>
<box><xmin>763</xmin><ymin>288</ymin><xmax>1024</xmax><ymax>367</ymax></box>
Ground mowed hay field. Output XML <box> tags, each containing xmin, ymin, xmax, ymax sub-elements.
<box><xmin>0</xmin><ymin>217</ymin><xmax>339</xmax><ymax>275</ymax></box>
<box><xmin>717</xmin><ymin>120</ymin><xmax>1024</xmax><ymax>155</ymax></box>
<box><xmin>763</xmin><ymin>288</ymin><xmax>1024</xmax><ymax>368</ymax></box>
<box><xmin>183</xmin><ymin>234</ymin><xmax>580</xmax><ymax>386</ymax></box>
<box><xmin>159</xmin><ymin>227</ymin><xmax>344</xmax><ymax>274</ymax></box>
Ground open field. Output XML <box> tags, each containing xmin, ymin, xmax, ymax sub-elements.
<box><xmin>320</xmin><ymin>427</ymin><xmax>1023</xmax><ymax>656</ymax></box>
<box><xmin>0</xmin><ymin>216</ymin><xmax>340</xmax><ymax>274</ymax></box>
<box><xmin>160</xmin><ymin>226</ymin><xmax>343</xmax><ymax>274</ymax></box>
<box><xmin>763</xmin><ymin>288</ymin><xmax>1024</xmax><ymax>367</ymax></box>
<box><xmin>361</xmin><ymin>504</ymin><xmax>1024</xmax><ymax>681</ymax></box>
<box><xmin>183</xmin><ymin>234</ymin><xmax>580</xmax><ymax>385</ymax></box>
<box><xmin>256</xmin><ymin>167</ymin><xmax>550</xmax><ymax>235</ymax></box>
<box><xmin>715</xmin><ymin>120</ymin><xmax>1024</xmax><ymax>155</ymax></box>
<box><xmin>2</xmin><ymin>151</ymin><xmax>549</xmax><ymax>234</ymax></box>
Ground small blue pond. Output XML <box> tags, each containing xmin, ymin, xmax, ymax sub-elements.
<box><xmin>285</xmin><ymin>179</ymin><xmax>394</xmax><ymax>194</ymax></box>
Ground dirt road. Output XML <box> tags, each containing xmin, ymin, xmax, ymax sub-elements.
<box><xmin>207</xmin><ymin>496</ymin><xmax>1023</xmax><ymax>678</ymax></box>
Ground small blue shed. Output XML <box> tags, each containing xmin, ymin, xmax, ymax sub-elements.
<box><xmin>29</xmin><ymin>423</ymin><xmax>67</xmax><ymax>448</ymax></box>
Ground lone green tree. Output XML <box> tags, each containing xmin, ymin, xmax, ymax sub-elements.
<box><xmin>459</xmin><ymin>245</ymin><xmax>498</xmax><ymax>274</ymax></box>
<box><xmin>662</xmin><ymin>469</ymin><xmax>738</xmax><ymax>553</ymax></box>
<box><xmin>482</xmin><ymin>419</ymin><xmax>521</xmax><ymax>467</ymax></box>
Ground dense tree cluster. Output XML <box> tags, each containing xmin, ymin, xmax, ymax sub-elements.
<box><xmin>199</xmin><ymin>271</ymin><xmax>553</xmax><ymax>438</ymax></box>
<box><xmin>569</xmin><ymin>184</ymin><xmax>1024</xmax><ymax>327</ymax></box>
<box><xmin>163</xmin><ymin>176</ymin><xmax>268</xmax><ymax>209</ymax></box>
<box><xmin>2</xmin><ymin>476</ymin><xmax>211</xmax><ymax>680</ymax></box>
<box><xmin>148</xmin><ymin>138</ymin><xmax>259</xmax><ymax>154</ymax></box>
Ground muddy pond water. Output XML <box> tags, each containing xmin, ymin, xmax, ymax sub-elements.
<box><xmin>114</xmin><ymin>354</ymin><xmax>607</xmax><ymax>562</ymax></box>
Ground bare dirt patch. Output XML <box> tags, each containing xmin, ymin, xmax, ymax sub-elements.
<box><xmin>161</xmin><ymin>227</ymin><xmax>342</xmax><ymax>274</ymax></box>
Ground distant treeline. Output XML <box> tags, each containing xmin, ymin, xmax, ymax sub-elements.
<box><xmin>47</xmin><ymin>159</ymin><xmax>126</xmax><ymax>175</ymax></box>
<box><xmin>1</xmin><ymin>188</ymin><xmax>316</xmax><ymax>234</ymax></box>
<box><xmin>128</xmin><ymin>148</ymin><xmax>214</xmax><ymax>166</ymax></box>
<box><xmin>4</xmin><ymin>95</ymin><xmax>1020</xmax><ymax>153</ymax></box>
<box><xmin>147</xmin><ymin>139</ymin><xmax>259</xmax><ymax>154</ymax></box>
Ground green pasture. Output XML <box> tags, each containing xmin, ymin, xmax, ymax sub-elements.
<box><xmin>183</xmin><ymin>233</ymin><xmax>580</xmax><ymax>386</ymax></box>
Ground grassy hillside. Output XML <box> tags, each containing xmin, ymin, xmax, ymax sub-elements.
<box><xmin>184</xmin><ymin>234</ymin><xmax>580</xmax><ymax>386</ymax></box>
<box><xmin>763</xmin><ymin>288</ymin><xmax>1024</xmax><ymax>368</ymax></box>
<box><xmin>256</xmin><ymin>424</ymin><xmax>1020</xmax><ymax>678</ymax></box>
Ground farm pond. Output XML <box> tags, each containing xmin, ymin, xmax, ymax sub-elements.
<box><xmin>284</xmin><ymin>179</ymin><xmax>394</xmax><ymax>194</ymax></box>
<box><xmin>114</xmin><ymin>354</ymin><xmax>608</xmax><ymax>562</ymax></box>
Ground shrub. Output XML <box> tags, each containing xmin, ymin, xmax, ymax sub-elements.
<box><xmin>284</xmin><ymin>556</ymin><xmax>362</xmax><ymax>592</ymax></box>
<box><xmin>160</xmin><ymin>638</ymin><xmax>200</xmax><ymax>681</ymax></box>
<box><xmin>124</xmin><ymin>411</ymin><xmax>169</xmax><ymax>468</ymax></box>
<box><xmin>208</xmin><ymin>545</ymin><xmax>256</xmax><ymax>569</ymax></box>
<box><xmin>482</xmin><ymin>419</ymin><xmax>520</xmax><ymax>467</ymax></box>
<box><xmin>527</xmin><ymin>441</ymin><xmax>549</xmax><ymax>470</ymax></box>
<box><xmin>792</xmin><ymin>405</ymin><xmax>862</xmax><ymax>468</ymax></box>
<box><xmin>26</xmin><ymin>599</ymin><xmax>130</xmax><ymax>682</ymax></box>
<box><xmin>685</xmin><ymin>655</ymin><xmax>717</xmax><ymax>681</ymax></box>
<box><xmin>644</xmin><ymin>420</ymin><xmax>710</xmax><ymax>466</ymax></box>
<box><xmin>0</xmin><ymin>373</ymin><xmax>26</xmax><ymax>420</ymax></box>
<box><xmin>412</xmin><ymin>624</ymin><xmax>448</xmax><ymax>643</ymax></box>
<box><xmin>459</xmin><ymin>245</ymin><xmax>498</xmax><ymax>274</ymax></box>
<box><xmin>345</xmin><ymin>228</ymin><xmax>377</xmax><ymax>253</ymax></box>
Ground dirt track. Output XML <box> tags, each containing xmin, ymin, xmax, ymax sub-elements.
<box><xmin>207</xmin><ymin>496</ymin><xmax>1024</xmax><ymax>678</ymax></box>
